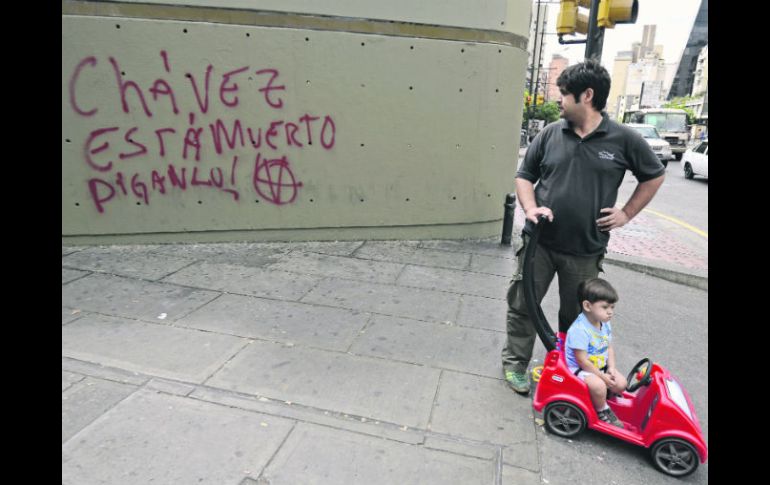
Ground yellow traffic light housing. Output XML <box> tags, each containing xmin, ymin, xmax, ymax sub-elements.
<box><xmin>557</xmin><ymin>0</ymin><xmax>591</xmax><ymax>35</ymax></box>
<box><xmin>597</xmin><ymin>0</ymin><xmax>639</xmax><ymax>28</ymax></box>
<box><xmin>556</xmin><ymin>0</ymin><xmax>578</xmax><ymax>35</ymax></box>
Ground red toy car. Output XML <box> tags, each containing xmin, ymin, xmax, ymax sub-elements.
<box><xmin>521</xmin><ymin>217</ymin><xmax>708</xmax><ymax>477</ymax></box>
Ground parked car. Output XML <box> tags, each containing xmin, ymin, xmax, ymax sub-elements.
<box><xmin>625</xmin><ymin>123</ymin><xmax>674</xmax><ymax>167</ymax></box>
<box><xmin>682</xmin><ymin>140</ymin><xmax>708</xmax><ymax>180</ymax></box>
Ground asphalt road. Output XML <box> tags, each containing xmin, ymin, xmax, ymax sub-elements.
<box><xmin>617</xmin><ymin>159</ymin><xmax>708</xmax><ymax>256</ymax></box>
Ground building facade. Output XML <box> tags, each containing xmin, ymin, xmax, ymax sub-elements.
<box><xmin>546</xmin><ymin>54</ymin><xmax>569</xmax><ymax>102</ymax></box>
<box><xmin>607</xmin><ymin>51</ymin><xmax>633</xmax><ymax>120</ymax></box>
<box><xmin>668</xmin><ymin>0</ymin><xmax>708</xmax><ymax>99</ymax></box>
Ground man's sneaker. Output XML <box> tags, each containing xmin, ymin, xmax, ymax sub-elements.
<box><xmin>504</xmin><ymin>369</ymin><xmax>530</xmax><ymax>395</ymax></box>
<box><xmin>597</xmin><ymin>407</ymin><xmax>624</xmax><ymax>428</ymax></box>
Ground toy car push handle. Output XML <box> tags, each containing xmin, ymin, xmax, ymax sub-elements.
<box><xmin>522</xmin><ymin>215</ymin><xmax>558</xmax><ymax>352</ymax></box>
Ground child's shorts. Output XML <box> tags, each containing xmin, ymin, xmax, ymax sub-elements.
<box><xmin>573</xmin><ymin>365</ymin><xmax>608</xmax><ymax>381</ymax></box>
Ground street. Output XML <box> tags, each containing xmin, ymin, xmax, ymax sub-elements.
<box><xmin>617</xmin><ymin>159</ymin><xmax>708</xmax><ymax>256</ymax></box>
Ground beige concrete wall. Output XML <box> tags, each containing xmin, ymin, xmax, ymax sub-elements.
<box><xmin>63</xmin><ymin>0</ymin><xmax>530</xmax><ymax>243</ymax></box>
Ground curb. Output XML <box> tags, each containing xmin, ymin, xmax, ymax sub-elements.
<box><xmin>603</xmin><ymin>253</ymin><xmax>708</xmax><ymax>291</ymax></box>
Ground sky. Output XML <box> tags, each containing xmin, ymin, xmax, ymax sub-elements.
<box><xmin>538</xmin><ymin>0</ymin><xmax>703</xmax><ymax>68</ymax></box>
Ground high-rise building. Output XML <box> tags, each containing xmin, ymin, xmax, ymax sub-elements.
<box><xmin>546</xmin><ymin>54</ymin><xmax>569</xmax><ymax>102</ymax></box>
<box><xmin>662</xmin><ymin>63</ymin><xmax>678</xmax><ymax>99</ymax></box>
<box><xmin>641</xmin><ymin>25</ymin><xmax>656</xmax><ymax>58</ymax></box>
<box><xmin>607</xmin><ymin>51</ymin><xmax>633</xmax><ymax>119</ymax></box>
<box><xmin>691</xmin><ymin>44</ymin><xmax>708</xmax><ymax>96</ymax></box>
<box><xmin>668</xmin><ymin>0</ymin><xmax>708</xmax><ymax>99</ymax></box>
<box><xmin>612</xmin><ymin>25</ymin><xmax>667</xmax><ymax>114</ymax></box>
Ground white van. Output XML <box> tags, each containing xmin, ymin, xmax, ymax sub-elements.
<box><xmin>625</xmin><ymin>123</ymin><xmax>674</xmax><ymax>167</ymax></box>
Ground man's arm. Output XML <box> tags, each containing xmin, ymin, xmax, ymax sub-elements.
<box><xmin>597</xmin><ymin>174</ymin><xmax>665</xmax><ymax>232</ymax></box>
<box><xmin>515</xmin><ymin>177</ymin><xmax>553</xmax><ymax>224</ymax></box>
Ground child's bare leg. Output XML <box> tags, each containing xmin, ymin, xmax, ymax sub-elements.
<box><xmin>584</xmin><ymin>374</ymin><xmax>607</xmax><ymax>410</ymax></box>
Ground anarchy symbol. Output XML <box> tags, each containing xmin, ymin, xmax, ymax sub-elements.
<box><xmin>252</xmin><ymin>153</ymin><xmax>303</xmax><ymax>205</ymax></box>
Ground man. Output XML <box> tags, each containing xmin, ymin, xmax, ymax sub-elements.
<box><xmin>502</xmin><ymin>60</ymin><xmax>665</xmax><ymax>395</ymax></box>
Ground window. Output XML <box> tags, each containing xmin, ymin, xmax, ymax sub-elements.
<box><xmin>694</xmin><ymin>142</ymin><xmax>708</xmax><ymax>154</ymax></box>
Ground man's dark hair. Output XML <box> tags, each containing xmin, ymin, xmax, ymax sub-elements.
<box><xmin>577</xmin><ymin>278</ymin><xmax>618</xmax><ymax>304</ymax></box>
<box><xmin>556</xmin><ymin>59</ymin><xmax>611</xmax><ymax>111</ymax></box>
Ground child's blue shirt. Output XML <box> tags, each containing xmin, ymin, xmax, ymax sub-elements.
<box><xmin>565</xmin><ymin>313</ymin><xmax>612</xmax><ymax>374</ymax></box>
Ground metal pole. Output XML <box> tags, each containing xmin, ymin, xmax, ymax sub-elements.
<box><xmin>585</xmin><ymin>0</ymin><xmax>605</xmax><ymax>61</ymax></box>
<box><xmin>527</xmin><ymin>0</ymin><xmax>542</xmax><ymax>124</ymax></box>
<box><xmin>501</xmin><ymin>193</ymin><xmax>517</xmax><ymax>245</ymax></box>
<box><xmin>535</xmin><ymin>2</ymin><xmax>547</xmax><ymax>108</ymax></box>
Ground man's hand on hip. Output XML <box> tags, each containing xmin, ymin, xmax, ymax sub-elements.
<box><xmin>597</xmin><ymin>207</ymin><xmax>630</xmax><ymax>232</ymax></box>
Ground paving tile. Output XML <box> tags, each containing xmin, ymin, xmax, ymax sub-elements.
<box><xmin>61</xmin><ymin>273</ymin><xmax>219</xmax><ymax>322</ymax></box>
<box><xmin>429</xmin><ymin>371</ymin><xmax>536</xmax><ymax>446</ymax></box>
<box><xmin>62</xmin><ymin>246</ymin><xmax>85</xmax><ymax>256</ymax></box>
<box><xmin>162</xmin><ymin>261</ymin><xmax>320</xmax><ymax>301</ymax></box>
<box><xmin>397</xmin><ymin>265</ymin><xmax>508</xmax><ymax>299</ymax></box>
<box><xmin>502</xmin><ymin>465</ymin><xmax>541</xmax><ymax>485</ymax></box>
<box><xmin>62</xmin><ymin>314</ymin><xmax>248</xmax><ymax>383</ymax></box>
<box><xmin>267</xmin><ymin>251</ymin><xmax>405</xmax><ymax>284</ymax></box>
<box><xmin>62</xmin><ymin>377</ymin><xmax>138</xmax><ymax>442</ymax></box>
<box><xmin>353</xmin><ymin>241</ymin><xmax>471</xmax><ymax>270</ymax></box>
<box><xmin>62</xmin><ymin>389</ymin><xmax>294</xmax><ymax>485</ymax></box>
<box><xmin>62</xmin><ymin>307</ymin><xmax>85</xmax><ymax>326</ymax></box>
<box><xmin>260</xmin><ymin>423</ymin><xmax>495</xmax><ymax>485</ymax></box>
<box><xmin>349</xmin><ymin>314</ymin><xmax>505</xmax><ymax>378</ymax></box>
<box><xmin>419</xmin><ymin>239</ymin><xmax>518</xmax><ymax>259</ymax></box>
<box><xmin>62</xmin><ymin>268</ymin><xmax>89</xmax><ymax>284</ymax></box>
<box><xmin>503</xmin><ymin>441</ymin><xmax>540</xmax><ymax>472</ymax></box>
<box><xmin>177</xmin><ymin>293</ymin><xmax>368</xmax><ymax>351</ymax></box>
<box><xmin>276</xmin><ymin>240</ymin><xmax>365</xmax><ymax>256</ymax></box>
<box><xmin>205</xmin><ymin>340</ymin><xmax>440</xmax><ymax>428</ymax></box>
<box><xmin>470</xmin><ymin>254</ymin><xmax>517</xmax><ymax>277</ymax></box>
<box><xmin>62</xmin><ymin>371</ymin><xmax>85</xmax><ymax>391</ymax></box>
<box><xmin>456</xmin><ymin>295</ymin><xmax>509</xmax><ymax>332</ymax></box>
<box><xmin>301</xmin><ymin>278</ymin><xmax>460</xmax><ymax>322</ymax></box>
<box><xmin>62</xmin><ymin>246</ymin><xmax>193</xmax><ymax>280</ymax></box>
<box><xmin>152</xmin><ymin>242</ymin><xmax>290</xmax><ymax>268</ymax></box>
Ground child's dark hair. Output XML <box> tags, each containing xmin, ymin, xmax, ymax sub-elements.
<box><xmin>577</xmin><ymin>278</ymin><xmax>618</xmax><ymax>304</ymax></box>
<box><xmin>556</xmin><ymin>59</ymin><xmax>611</xmax><ymax>111</ymax></box>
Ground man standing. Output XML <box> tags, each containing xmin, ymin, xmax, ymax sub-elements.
<box><xmin>502</xmin><ymin>60</ymin><xmax>665</xmax><ymax>395</ymax></box>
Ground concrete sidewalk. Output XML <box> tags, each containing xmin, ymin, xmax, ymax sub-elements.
<box><xmin>62</xmin><ymin>223</ymin><xmax>707</xmax><ymax>484</ymax></box>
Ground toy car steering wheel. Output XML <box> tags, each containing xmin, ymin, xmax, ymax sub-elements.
<box><xmin>626</xmin><ymin>358</ymin><xmax>653</xmax><ymax>392</ymax></box>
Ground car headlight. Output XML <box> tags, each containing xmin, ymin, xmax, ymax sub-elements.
<box><xmin>665</xmin><ymin>377</ymin><xmax>693</xmax><ymax>420</ymax></box>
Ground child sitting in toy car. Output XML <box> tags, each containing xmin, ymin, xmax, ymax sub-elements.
<box><xmin>565</xmin><ymin>278</ymin><xmax>628</xmax><ymax>428</ymax></box>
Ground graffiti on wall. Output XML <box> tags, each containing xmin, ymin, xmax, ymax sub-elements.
<box><xmin>67</xmin><ymin>51</ymin><xmax>336</xmax><ymax>213</ymax></box>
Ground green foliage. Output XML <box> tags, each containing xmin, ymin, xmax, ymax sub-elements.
<box><xmin>521</xmin><ymin>97</ymin><xmax>560</xmax><ymax>128</ymax></box>
<box><xmin>663</xmin><ymin>96</ymin><xmax>698</xmax><ymax>125</ymax></box>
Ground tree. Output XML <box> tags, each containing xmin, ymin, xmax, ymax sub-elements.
<box><xmin>663</xmin><ymin>96</ymin><xmax>697</xmax><ymax>125</ymax></box>
<box><xmin>522</xmin><ymin>90</ymin><xmax>560</xmax><ymax>129</ymax></box>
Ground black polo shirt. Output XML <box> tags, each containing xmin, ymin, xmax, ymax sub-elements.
<box><xmin>517</xmin><ymin>113</ymin><xmax>665</xmax><ymax>256</ymax></box>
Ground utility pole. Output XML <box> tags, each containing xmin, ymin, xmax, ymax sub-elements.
<box><xmin>527</xmin><ymin>0</ymin><xmax>543</xmax><ymax>124</ymax></box>
<box><xmin>584</xmin><ymin>0</ymin><xmax>604</xmax><ymax>61</ymax></box>
<box><xmin>535</xmin><ymin>6</ymin><xmax>547</xmax><ymax>109</ymax></box>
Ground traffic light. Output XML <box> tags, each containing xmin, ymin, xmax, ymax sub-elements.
<box><xmin>536</xmin><ymin>94</ymin><xmax>544</xmax><ymax>105</ymax></box>
<box><xmin>597</xmin><ymin>0</ymin><xmax>639</xmax><ymax>28</ymax></box>
<box><xmin>556</xmin><ymin>1</ymin><xmax>577</xmax><ymax>35</ymax></box>
<box><xmin>557</xmin><ymin>0</ymin><xmax>591</xmax><ymax>35</ymax></box>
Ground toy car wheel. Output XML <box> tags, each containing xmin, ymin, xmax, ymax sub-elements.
<box><xmin>544</xmin><ymin>401</ymin><xmax>586</xmax><ymax>438</ymax></box>
<box><xmin>651</xmin><ymin>438</ymin><xmax>699</xmax><ymax>477</ymax></box>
